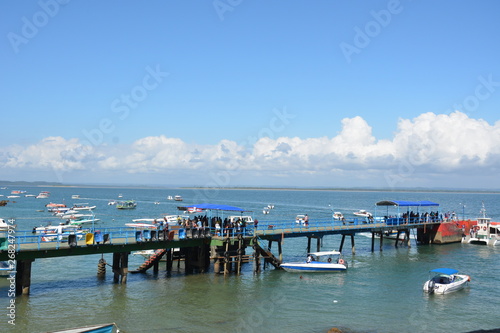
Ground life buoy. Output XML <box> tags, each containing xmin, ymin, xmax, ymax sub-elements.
<box><xmin>327</xmin><ymin>258</ymin><xmax>332</xmax><ymax>263</ymax></box>
<box><xmin>338</xmin><ymin>259</ymin><xmax>345</xmax><ymax>265</ymax></box>
<box><xmin>483</xmin><ymin>226</ymin><xmax>487</xmax><ymax>231</ymax></box>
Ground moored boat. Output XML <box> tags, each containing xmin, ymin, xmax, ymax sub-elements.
<box><xmin>116</xmin><ymin>200</ymin><xmax>137</xmax><ymax>209</ymax></box>
<box><xmin>280</xmin><ymin>251</ymin><xmax>347</xmax><ymax>272</ymax></box>
<box><xmin>44</xmin><ymin>322</ymin><xmax>118</xmax><ymax>333</ymax></box>
<box><xmin>423</xmin><ymin>268</ymin><xmax>470</xmax><ymax>294</ymax></box>
<box><xmin>174</xmin><ymin>195</ymin><xmax>183</xmax><ymax>201</ymax></box>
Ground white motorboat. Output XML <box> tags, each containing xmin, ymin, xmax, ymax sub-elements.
<box><xmin>32</xmin><ymin>223</ymin><xmax>86</xmax><ymax>241</ymax></box>
<box><xmin>353</xmin><ymin>209</ymin><xmax>372</xmax><ymax>218</ymax></box>
<box><xmin>280</xmin><ymin>251</ymin><xmax>348</xmax><ymax>272</ymax></box>
<box><xmin>36</xmin><ymin>191</ymin><xmax>50</xmax><ymax>199</ymax></box>
<box><xmin>126</xmin><ymin>219</ymin><xmax>159</xmax><ymax>229</ymax></box>
<box><xmin>174</xmin><ymin>195</ymin><xmax>183</xmax><ymax>201</ymax></box>
<box><xmin>0</xmin><ymin>218</ymin><xmax>14</xmax><ymax>231</ymax></box>
<box><xmin>295</xmin><ymin>214</ymin><xmax>307</xmax><ymax>225</ymax></box>
<box><xmin>463</xmin><ymin>203</ymin><xmax>500</xmax><ymax>246</ymax></box>
<box><xmin>423</xmin><ymin>268</ymin><xmax>470</xmax><ymax>294</ymax></box>
<box><xmin>71</xmin><ymin>195</ymin><xmax>80</xmax><ymax>199</ymax></box>
<box><xmin>72</xmin><ymin>203</ymin><xmax>96</xmax><ymax>211</ymax></box>
<box><xmin>333</xmin><ymin>212</ymin><xmax>344</xmax><ymax>220</ymax></box>
<box><xmin>108</xmin><ymin>200</ymin><xmax>117</xmax><ymax>205</ymax></box>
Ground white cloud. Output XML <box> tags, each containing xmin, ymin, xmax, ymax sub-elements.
<box><xmin>1</xmin><ymin>112</ymin><xmax>500</xmax><ymax>188</ymax></box>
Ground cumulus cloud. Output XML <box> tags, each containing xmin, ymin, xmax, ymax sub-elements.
<box><xmin>1</xmin><ymin>112</ymin><xmax>499</xmax><ymax>187</ymax></box>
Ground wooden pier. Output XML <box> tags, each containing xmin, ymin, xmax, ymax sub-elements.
<box><xmin>0</xmin><ymin>219</ymin><xmax>449</xmax><ymax>295</ymax></box>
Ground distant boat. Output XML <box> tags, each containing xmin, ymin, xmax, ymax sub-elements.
<box><xmin>174</xmin><ymin>195</ymin><xmax>183</xmax><ymax>201</ymax></box>
<box><xmin>71</xmin><ymin>195</ymin><xmax>80</xmax><ymax>199</ymax></box>
<box><xmin>72</xmin><ymin>203</ymin><xmax>96</xmax><ymax>211</ymax></box>
<box><xmin>108</xmin><ymin>200</ymin><xmax>117</xmax><ymax>205</ymax></box>
<box><xmin>36</xmin><ymin>191</ymin><xmax>50</xmax><ymax>199</ymax></box>
<box><xmin>117</xmin><ymin>200</ymin><xmax>137</xmax><ymax>209</ymax></box>
<box><xmin>118</xmin><ymin>194</ymin><xmax>123</xmax><ymax>198</ymax></box>
<box><xmin>167</xmin><ymin>195</ymin><xmax>173</xmax><ymax>200</ymax></box>
<box><xmin>333</xmin><ymin>212</ymin><xmax>344</xmax><ymax>220</ymax></box>
<box><xmin>353</xmin><ymin>209</ymin><xmax>372</xmax><ymax>218</ymax></box>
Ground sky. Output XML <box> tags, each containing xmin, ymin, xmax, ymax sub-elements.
<box><xmin>1</xmin><ymin>0</ymin><xmax>500</xmax><ymax>189</ymax></box>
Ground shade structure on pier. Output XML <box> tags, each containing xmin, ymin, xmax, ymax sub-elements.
<box><xmin>376</xmin><ymin>200</ymin><xmax>439</xmax><ymax>207</ymax></box>
<box><xmin>182</xmin><ymin>203</ymin><xmax>246</xmax><ymax>212</ymax></box>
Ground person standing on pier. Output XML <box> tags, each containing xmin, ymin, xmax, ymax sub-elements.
<box><xmin>304</xmin><ymin>214</ymin><xmax>309</xmax><ymax>226</ymax></box>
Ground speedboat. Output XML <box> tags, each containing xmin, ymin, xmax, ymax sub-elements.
<box><xmin>280</xmin><ymin>251</ymin><xmax>348</xmax><ymax>272</ymax></box>
<box><xmin>423</xmin><ymin>268</ymin><xmax>470</xmax><ymax>294</ymax></box>
<box><xmin>174</xmin><ymin>195</ymin><xmax>183</xmax><ymax>201</ymax></box>
<box><xmin>0</xmin><ymin>261</ymin><xmax>12</xmax><ymax>277</ymax></box>
<box><xmin>126</xmin><ymin>219</ymin><xmax>160</xmax><ymax>229</ymax></box>
<box><xmin>0</xmin><ymin>218</ymin><xmax>13</xmax><ymax>231</ymax></box>
<box><xmin>353</xmin><ymin>209</ymin><xmax>372</xmax><ymax>218</ymax></box>
<box><xmin>333</xmin><ymin>212</ymin><xmax>344</xmax><ymax>220</ymax></box>
<box><xmin>72</xmin><ymin>203</ymin><xmax>96</xmax><ymax>211</ymax></box>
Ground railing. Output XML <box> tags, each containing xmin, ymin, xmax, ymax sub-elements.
<box><xmin>7</xmin><ymin>216</ymin><xmax>443</xmax><ymax>251</ymax></box>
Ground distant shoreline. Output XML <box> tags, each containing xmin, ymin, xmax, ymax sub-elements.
<box><xmin>1</xmin><ymin>181</ymin><xmax>499</xmax><ymax>194</ymax></box>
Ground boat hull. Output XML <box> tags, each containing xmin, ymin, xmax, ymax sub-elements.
<box><xmin>280</xmin><ymin>262</ymin><xmax>347</xmax><ymax>273</ymax></box>
<box><xmin>423</xmin><ymin>274</ymin><xmax>469</xmax><ymax>294</ymax></box>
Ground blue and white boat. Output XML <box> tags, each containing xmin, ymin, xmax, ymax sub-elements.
<box><xmin>280</xmin><ymin>251</ymin><xmax>348</xmax><ymax>272</ymax></box>
<box><xmin>423</xmin><ymin>268</ymin><xmax>470</xmax><ymax>294</ymax></box>
<box><xmin>45</xmin><ymin>323</ymin><xmax>118</xmax><ymax>333</ymax></box>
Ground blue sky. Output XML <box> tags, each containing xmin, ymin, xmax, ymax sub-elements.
<box><xmin>1</xmin><ymin>0</ymin><xmax>500</xmax><ymax>189</ymax></box>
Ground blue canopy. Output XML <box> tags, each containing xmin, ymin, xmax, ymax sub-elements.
<box><xmin>183</xmin><ymin>203</ymin><xmax>246</xmax><ymax>212</ymax></box>
<box><xmin>376</xmin><ymin>200</ymin><xmax>439</xmax><ymax>207</ymax></box>
<box><xmin>430</xmin><ymin>268</ymin><xmax>459</xmax><ymax>275</ymax></box>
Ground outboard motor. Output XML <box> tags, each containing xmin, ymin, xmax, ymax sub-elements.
<box><xmin>427</xmin><ymin>280</ymin><xmax>436</xmax><ymax>294</ymax></box>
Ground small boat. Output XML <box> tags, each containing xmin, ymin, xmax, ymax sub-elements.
<box><xmin>71</xmin><ymin>195</ymin><xmax>80</xmax><ymax>199</ymax></box>
<box><xmin>174</xmin><ymin>195</ymin><xmax>183</xmax><ymax>201</ymax></box>
<box><xmin>267</xmin><ymin>204</ymin><xmax>275</xmax><ymax>209</ymax></box>
<box><xmin>72</xmin><ymin>203</ymin><xmax>96</xmax><ymax>211</ymax></box>
<box><xmin>353</xmin><ymin>209</ymin><xmax>372</xmax><ymax>218</ymax></box>
<box><xmin>7</xmin><ymin>195</ymin><xmax>20</xmax><ymax>198</ymax></box>
<box><xmin>32</xmin><ymin>223</ymin><xmax>86</xmax><ymax>241</ymax></box>
<box><xmin>295</xmin><ymin>214</ymin><xmax>306</xmax><ymax>224</ymax></box>
<box><xmin>167</xmin><ymin>195</ymin><xmax>173</xmax><ymax>200</ymax></box>
<box><xmin>44</xmin><ymin>322</ymin><xmax>118</xmax><ymax>333</ymax></box>
<box><xmin>118</xmin><ymin>194</ymin><xmax>123</xmax><ymax>198</ymax></box>
<box><xmin>36</xmin><ymin>191</ymin><xmax>50</xmax><ymax>199</ymax></box>
<box><xmin>117</xmin><ymin>200</ymin><xmax>137</xmax><ymax>209</ymax></box>
<box><xmin>333</xmin><ymin>212</ymin><xmax>344</xmax><ymax>220</ymax></box>
<box><xmin>108</xmin><ymin>200</ymin><xmax>117</xmax><ymax>205</ymax></box>
<box><xmin>67</xmin><ymin>214</ymin><xmax>100</xmax><ymax>225</ymax></box>
<box><xmin>126</xmin><ymin>218</ymin><xmax>159</xmax><ymax>229</ymax></box>
<box><xmin>280</xmin><ymin>251</ymin><xmax>347</xmax><ymax>272</ymax></box>
<box><xmin>0</xmin><ymin>218</ymin><xmax>12</xmax><ymax>231</ymax></box>
<box><xmin>154</xmin><ymin>201</ymin><xmax>160</xmax><ymax>205</ymax></box>
<box><xmin>423</xmin><ymin>268</ymin><xmax>470</xmax><ymax>294</ymax></box>
<box><xmin>263</xmin><ymin>207</ymin><xmax>270</xmax><ymax>214</ymax></box>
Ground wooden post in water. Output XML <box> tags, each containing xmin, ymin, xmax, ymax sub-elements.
<box><xmin>371</xmin><ymin>232</ymin><xmax>375</xmax><ymax>252</ymax></box>
<box><xmin>316</xmin><ymin>237</ymin><xmax>321</xmax><ymax>252</ymax></box>
<box><xmin>112</xmin><ymin>252</ymin><xmax>129</xmax><ymax>284</ymax></box>
<box><xmin>350</xmin><ymin>234</ymin><xmax>355</xmax><ymax>255</ymax></box>
<box><xmin>379</xmin><ymin>233</ymin><xmax>384</xmax><ymax>251</ymax></box>
<box><xmin>166</xmin><ymin>248</ymin><xmax>173</xmax><ymax>272</ymax></box>
<box><xmin>278</xmin><ymin>238</ymin><xmax>283</xmax><ymax>263</ymax></box>
<box><xmin>406</xmin><ymin>229</ymin><xmax>411</xmax><ymax>248</ymax></box>
<box><xmin>307</xmin><ymin>236</ymin><xmax>312</xmax><ymax>253</ymax></box>
<box><xmin>15</xmin><ymin>259</ymin><xmax>34</xmax><ymax>295</ymax></box>
<box><xmin>395</xmin><ymin>231</ymin><xmax>401</xmax><ymax>248</ymax></box>
<box><xmin>339</xmin><ymin>234</ymin><xmax>346</xmax><ymax>253</ymax></box>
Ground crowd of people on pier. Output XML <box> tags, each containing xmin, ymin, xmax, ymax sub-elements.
<box><xmin>153</xmin><ymin>215</ymin><xmax>255</xmax><ymax>238</ymax></box>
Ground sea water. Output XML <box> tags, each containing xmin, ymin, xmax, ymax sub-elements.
<box><xmin>0</xmin><ymin>187</ymin><xmax>499</xmax><ymax>333</ymax></box>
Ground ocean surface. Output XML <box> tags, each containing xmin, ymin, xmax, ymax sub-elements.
<box><xmin>1</xmin><ymin>186</ymin><xmax>499</xmax><ymax>333</ymax></box>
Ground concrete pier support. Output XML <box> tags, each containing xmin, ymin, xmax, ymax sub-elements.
<box><xmin>16</xmin><ymin>259</ymin><xmax>34</xmax><ymax>295</ymax></box>
<box><xmin>112</xmin><ymin>252</ymin><xmax>129</xmax><ymax>284</ymax></box>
